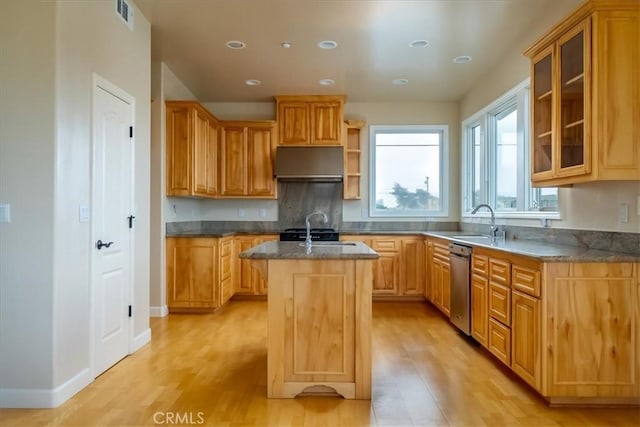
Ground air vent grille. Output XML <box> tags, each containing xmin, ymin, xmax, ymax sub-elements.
<box><xmin>116</xmin><ymin>0</ymin><xmax>134</xmax><ymax>31</ymax></box>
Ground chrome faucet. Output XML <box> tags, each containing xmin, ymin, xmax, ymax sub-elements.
<box><xmin>471</xmin><ymin>204</ymin><xmax>499</xmax><ymax>238</ymax></box>
<box><xmin>305</xmin><ymin>210</ymin><xmax>328</xmax><ymax>247</ymax></box>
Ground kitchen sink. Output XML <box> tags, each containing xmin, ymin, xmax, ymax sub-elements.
<box><xmin>452</xmin><ymin>235</ymin><xmax>492</xmax><ymax>240</ymax></box>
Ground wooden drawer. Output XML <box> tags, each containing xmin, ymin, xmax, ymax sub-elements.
<box><xmin>512</xmin><ymin>265</ymin><xmax>540</xmax><ymax>297</ymax></box>
<box><xmin>489</xmin><ymin>318</ymin><xmax>511</xmax><ymax>366</ymax></box>
<box><xmin>433</xmin><ymin>243</ymin><xmax>449</xmax><ymax>261</ymax></box>
<box><xmin>472</xmin><ymin>254</ymin><xmax>489</xmax><ymax>276</ymax></box>
<box><xmin>489</xmin><ymin>282</ymin><xmax>511</xmax><ymax>326</ymax></box>
<box><xmin>372</xmin><ymin>239</ymin><xmax>399</xmax><ymax>252</ymax></box>
<box><xmin>489</xmin><ymin>258</ymin><xmax>511</xmax><ymax>286</ymax></box>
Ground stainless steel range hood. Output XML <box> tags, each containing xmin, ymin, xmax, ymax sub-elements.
<box><xmin>274</xmin><ymin>146</ymin><xmax>344</xmax><ymax>182</ymax></box>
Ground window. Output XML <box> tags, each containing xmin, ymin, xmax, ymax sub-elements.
<box><xmin>370</xmin><ymin>125</ymin><xmax>449</xmax><ymax>217</ymax></box>
<box><xmin>462</xmin><ymin>80</ymin><xmax>558</xmax><ymax>216</ymax></box>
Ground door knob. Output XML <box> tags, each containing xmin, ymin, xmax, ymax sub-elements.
<box><xmin>96</xmin><ymin>240</ymin><xmax>114</xmax><ymax>250</ymax></box>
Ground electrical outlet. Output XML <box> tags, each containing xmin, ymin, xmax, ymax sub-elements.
<box><xmin>618</xmin><ymin>203</ymin><xmax>629</xmax><ymax>223</ymax></box>
<box><xmin>361</xmin><ymin>208</ymin><xmax>367</xmax><ymax>218</ymax></box>
<box><xmin>0</xmin><ymin>203</ymin><xmax>10</xmax><ymax>223</ymax></box>
<box><xmin>258</xmin><ymin>208</ymin><xmax>266</xmax><ymax>218</ymax></box>
<box><xmin>237</xmin><ymin>208</ymin><xmax>245</xmax><ymax>218</ymax></box>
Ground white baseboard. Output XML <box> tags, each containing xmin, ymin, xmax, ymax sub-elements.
<box><xmin>150</xmin><ymin>305</ymin><xmax>168</xmax><ymax>317</ymax></box>
<box><xmin>0</xmin><ymin>368</ymin><xmax>92</xmax><ymax>408</ymax></box>
<box><xmin>131</xmin><ymin>328</ymin><xmax>151</xmax><ymax>353</ymax></box>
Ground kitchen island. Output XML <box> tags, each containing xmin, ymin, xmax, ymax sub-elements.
<box><xmin>240</xmin><ymin>241</ymin><xmax>378</xmax><ymax>399</ymax></box>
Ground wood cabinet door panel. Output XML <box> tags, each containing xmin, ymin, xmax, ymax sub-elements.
<box><xmin>472</xmin><ymin>254</ymin><xmax>489</xmax><ymax>276</ymax></box>
<box><xmin>166</xmin><ymin>239</ymin><xmax>217</xmax><ymax>308</ymax></box>
<box><xmin>310</xmin><ymin>102</ymin><xmax>342</xmax><ymax>145</ymax></box>
<box><xmin>193</xmin><ymin>109</ymin><xmax>209</xmax><ymax>196</ymax></box>
<box><xmin>206</xmin><ymin>119</ymin><xmax>217</xmax><ymax>195</ymax></box>
<box><xmin>247</xmin><ymin>126</ymin><xmax>275</xmax><ymax>196</ymax></box>
<box><xmin>471</xmin><ymin>273</ymin><xmax>489</xmax><ymax>348</ymax></box>
<box><xmin>489</xmin><ymin>318</ymin><xmax>511</xmax><ymax>366</ymax></box>
<box><xmin>400</xmin><ymin>239</ymin><xmax>424</xmax><ymax>295</ymax></box>
<box><xmin>220</xmin><ymin>126</ymin><xmax>247</xmax><ymax>195</ymax></box>
<box><xmin>511</xmin><ymin>291</ymin><xmax>540</xmax><ymax>391</ymax></box>
<box><xmin>166</xmin><ymin>105</ymin><xmax>192</xmax><ymax>195</ymax></box>
<box><xmin>373</xmin><ymin>252</ymin><xmax>398</xmax><ymax>295</ymax></box>
<box><xmin>278</xmin><ymin>102</ymin><xmax>309</xmax><ymax>145</ymax></box>
<box><xmin>489</xmin><ymin>282</ymin><xmax>511</xmax><ymax>326</ymax></box>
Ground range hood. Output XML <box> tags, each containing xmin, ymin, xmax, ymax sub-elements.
<box><xmin>274</xmin><ymin>146</ymin><xmax>344</xmax><ymax>182</ymax></box>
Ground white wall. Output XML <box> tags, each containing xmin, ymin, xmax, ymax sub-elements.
<box><xmin>150</xmin><ymin>62</ymin><xmax>201</xmax><ymax>314</ymax></box>
<box><xmin>0</xmin><ymin>0</ymin><xmax>56</xmax><ymax>395</ymax></box>
<box><xmin>0</xmin><ymin>0</ymin><xmax>151</xmax><ymax>408</ymax></box>
<box><xmin>342</xmin><ymin>102</ymin><xmax>460</xmax><ymax>222</ymax></box>
<box><xmin>459</xmin><ymin>0</ymin><xmax>639</xmax><ymax>233</ymax></box>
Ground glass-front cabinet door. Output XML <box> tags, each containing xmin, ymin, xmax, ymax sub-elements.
<box><xmin>556</xmin><ymin>20</ymin><xmax>590</xmax><ymax>176</ymax></box>
<box><xmin>531</xmin><ymin>47</ymin><xmax>554</xmax><ymax>180</ymax></box>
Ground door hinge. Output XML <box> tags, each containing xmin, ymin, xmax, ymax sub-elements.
<box><xmin>129</xmin><ymin>126</ymin><xmax>133</xmax><ymax>138</ymax></box>
<box><xmin>128</xmin><ymin>305</ymin><xmax>132</xmax><ymax>317</ymax></box>
<box><xmin>128</xmin><ymin>215</ymin><xmax>135</xmax><ymax>229</ymax></box>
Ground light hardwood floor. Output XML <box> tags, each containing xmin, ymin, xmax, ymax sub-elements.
<box><xmin>1</xmin><ymin>301</ymin><xmax>638</xmax><ymax>426</ymax></box>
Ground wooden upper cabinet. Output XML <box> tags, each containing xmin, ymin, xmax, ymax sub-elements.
<box><xmin>166</xmin><ymin>101</ymin><xmax>218</xmax><ymax>198</ymax></box>
<box><xmin>220</xmin><ymin>125</ymin><xmax>247</xmax><ymax>196</ymax></box>
<box><xmin>524</xmin><ymin>0</ymin><xmax>640</xmax><ymax>186</ymax></box>
<box><xmin>275</xmin><ymin>95</ymin><xmax>345</xmax><ymax>146</ymax></box>
<box><xmin>219</xmin><ymin>121</ymin><xmax>276</xmax><ymax>198</ymax></box>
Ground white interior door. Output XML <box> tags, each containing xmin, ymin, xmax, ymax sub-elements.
<box><xmin>92</xmin><ymin>77</ymin><xmax>134</xmax><ymax>377</ymax></box>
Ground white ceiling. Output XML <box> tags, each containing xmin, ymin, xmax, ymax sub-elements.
<box><xmin>135</xmin><ymin>0</ymin><xmax>579</xmax><ymax>103</ymax></box>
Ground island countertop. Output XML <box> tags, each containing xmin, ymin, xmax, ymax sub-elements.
<box><xmin>239</xmin><ymin>241</ymin><xmax>379</xmax><ymax>260</ymax></box>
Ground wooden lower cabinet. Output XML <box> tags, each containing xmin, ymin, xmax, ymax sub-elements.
<box><xmin>343</xmin><ymin>235</ymin><xmax>424</xmax><ymax>298</ymax></box>
<box><xmin>471</xmin><ymin>273</ymin><xmax>489</xmax><ymax>347</ymax></box>
<box><xmin>488</xmin><ymin>318</ymin><xmax>511</xmax><ymax>366</ymax></box>
<box><xmin>400</xmin><ymin>238</ymin><xmax>425</xmax><ymax>296</ymax></box>
<box><xmin>511</xmin><ymin>290</ymin><xmax>540</xmax><ymax>390</ymax></box>
<box><xmin>427</xmin><ymin>239</ymin><xmax>451</xmax><ymax>316</ymax></box>
<box><xmin>470</xmin><ymin>245</ymin><xmax>639</xmax><ymax>405</ymax></box>
<box><xmin>543</xmin><ymin>262</ymin><xmax>639</xmax><ymax>403</ymax></box>
<box><xmin>489</xmin><ymin>282</ymin><xmax>511</xmax><ymax>326</ymax></box>
<box><xmin>166</xmin><ymin>236</ymin><xmax>234</xmax><ymax>311</ymax></box>
<box><xmin>234</xmin><ymin>234</ymin><xmax>277</xmax><ymax>295</ymax></box>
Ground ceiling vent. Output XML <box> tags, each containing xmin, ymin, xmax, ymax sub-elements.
<box><xmin>116</xmin><ymin>0</ymin><xmax>134</xmax><ymax>31</ymax></box>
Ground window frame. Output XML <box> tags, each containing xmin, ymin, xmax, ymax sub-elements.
<box><xmin>369</xmin><ymin>124</ymin><xmax>449</xmax><ymax>218</ymax></box>
<box><xmin>461</xmin><ymin>79</ymin><xmax>560</xmax><ymax>219</ymax></box>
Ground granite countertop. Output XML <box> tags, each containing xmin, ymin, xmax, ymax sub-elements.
<box><xmin>424</xmin><ymin>231</ymin><xmax>640</xmax><ymax>262</ymax></box>
<box><xmin>166</xmin><ymin>228</ymin><xmax>638</xmax><ymax>263</ymax></box>
<box><xmin>239</xmin><ymin>241</ymin><xmax>379</xmax><ymax>260</ymax></box>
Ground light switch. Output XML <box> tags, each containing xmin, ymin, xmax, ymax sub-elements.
<box><xmin>79</xmin><ymin>205</ymin><xmax>90</xmax><ymax>223</ymax></box>
<box><xmin>0</xmin><ymin>203</ymin><xmax>10</xmax><ymax>223</ymax></box>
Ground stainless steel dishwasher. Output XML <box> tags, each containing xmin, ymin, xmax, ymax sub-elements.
<box><xmin>449</xmin><ymin>242</ymin><xmax>473</xmax><ymax>335</ymax></box>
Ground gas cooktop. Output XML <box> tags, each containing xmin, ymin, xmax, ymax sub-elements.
<box><xmin>279</xmin><ymin>228</ymin><xmax>339</xmax><ymax>242</ymax></box>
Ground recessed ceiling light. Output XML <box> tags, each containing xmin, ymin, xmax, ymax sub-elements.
<box><xmin>453</xmin><ymin>55</ymin><xmax>472</xmax><ymax>64</ymax></box>
<box><xmin>245</xmin><ymin>79</ymin><xmax>261</xmax><ymax>86</ymax></box>
<box><xmin>318</xmin><ymin>40</ymin><xmax>338</xmax><ymax>50</ymax></box>
<box><xmin>226</xmin><ymin>40</ymin><xmax>246</xmax><ymax>49</ymax></box>
<box><xmin>319</xmin><ymin>79</ymin><xmax>335</xmax><ymax>86</ymax></box>
<box><xmin>392</xmin><ymin>78</ymin><xmax>409</xmax><ymax>86</ymax></box>
<box><xmin>281</xmin><ymin>41</ymin><xmax>292</xmax><ymax>49</ymax></box>
<box><xmin>409</xmin><ymin>40</ymin><xmax>429</xmax><ymax>48</ymax></box>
